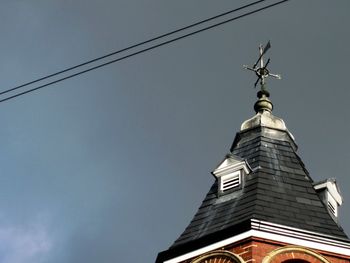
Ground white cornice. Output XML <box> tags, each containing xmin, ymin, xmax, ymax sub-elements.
<box><xmin>251</xmin><ymin>220</ymin><xmax>350</xmax><ymax>252</ymax></box>
<box><xmin>164</xmin><ymin>231</ymin><xmax>252</xmax><ymax>263</ymax></box>
<box><xmin>163</xmin><ymin>220</ymin><xmax>350</xmax><ymax>263</ymax></box>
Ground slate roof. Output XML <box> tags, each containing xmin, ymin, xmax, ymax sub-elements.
<box><xmin>170</xmin><ymin>125</ymin><xmax>349</xmax><ymax>248</ymax></box>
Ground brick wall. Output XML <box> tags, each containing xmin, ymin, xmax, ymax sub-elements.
<box><xmin>183</xmin><ymin>237</ymin><xmax>350</xmax><ymax>263</ymax></box>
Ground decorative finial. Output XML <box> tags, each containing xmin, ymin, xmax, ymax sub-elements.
<box><xmin>243</xmin><ymin>41</ymin><xmax>281</xmax><ymax>113</ymax></box>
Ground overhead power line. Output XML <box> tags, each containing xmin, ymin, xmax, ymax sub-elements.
<box><xmin>0</xmin><ymin>0</ymin><xmax>290</xmax><ymax>103</ymax></box>
<box><xmin>0</xmin><ymin>0</ymin><xmax>267</xmax><ymax>97</ymax></box>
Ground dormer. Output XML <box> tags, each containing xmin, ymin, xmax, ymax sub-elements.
<box><xmin>212</xmin><ymin>153</ymin><xmax>251</xmax><ymax>196</ymax></box>
<box><xmin>314</xmin><ymin>178</ymin><xmax>343</xmax><ymax>219</ymax></box>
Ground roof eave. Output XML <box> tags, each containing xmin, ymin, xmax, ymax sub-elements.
<box><xmin>156</xmin><ymin>219</ymin><xmax>252</xmax><ymax>263</ymax></box>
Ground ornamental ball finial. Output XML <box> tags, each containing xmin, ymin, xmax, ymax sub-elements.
<box><xmin>254</xmin><ymin>88</ymin><xmax>273</xmax><ymax>113</ymax></box>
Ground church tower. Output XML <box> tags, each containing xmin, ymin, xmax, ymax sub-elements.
<box><xmin>156</xmin><ymin>43</ymin><xmax>350</xmax><ymax>263</ymax></box>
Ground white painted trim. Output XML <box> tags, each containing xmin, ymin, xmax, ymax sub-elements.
<box><xmin>251</xmin><ymin>219</ymin><xmax>350</xmax><ymax>248</ymax></box>
<box><xmin>314</xmin><ymin>180</ymin><xmax>343</xmax><ymax>205</ymax></box>
<box><xmin>162</xmin><ymin>220</ymin><xmax>350</xmax><ymax>263</ymax></box>
<box><xmin>164</xmin><ymin>231</ymin><xmax>252</xmax><ymax>263</ymax></box>
<box><xmin>250</xmin><ymin>230</ymin><xmax>350</xmax><ymax>257</ymax></box>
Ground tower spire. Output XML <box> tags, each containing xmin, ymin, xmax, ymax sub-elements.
<box><xmin>243</xmin><ymin>41</ymin><xmax>281</xmax><ymax>113</ymax></box>
<box><xmin>156</xmin><ymin>42</ymin><xmax>350</xmax><ymax>263</ymax></box>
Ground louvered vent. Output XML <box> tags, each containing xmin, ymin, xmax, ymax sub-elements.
<box><xmin>212</xmin><ymin>154</ymin><xmax>250</xmax><ymax>196</ymax></box>
<box><xmin>327</xmin><ymin>197</ymin><xmax>337</xmax><ymax>217</ymax></box>
<box><xmin>221</xmin><ymin>172</ymin><xmax>241</xmax><ymax>192</ymax></box>
<box><xmin>328</xmin><ymin>202</ymin><xmax>336</xmax><ymax>215</ymax></box>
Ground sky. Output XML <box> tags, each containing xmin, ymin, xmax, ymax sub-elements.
<box><xmin>0</xmin><ymin>0</ymin><xmax>349</xmax><ymax>262</ymax></box>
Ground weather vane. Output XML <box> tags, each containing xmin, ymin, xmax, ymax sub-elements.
<box><xmin>243</xmin><ymin>41</ymin><xmax>281</xmax><ymax>90</ymax></box>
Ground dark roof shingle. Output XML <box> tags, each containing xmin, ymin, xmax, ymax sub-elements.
<box><xmin>171</xmin><ymin>126</ymin><xmax>348</xmax><ymax>248</ymax></box>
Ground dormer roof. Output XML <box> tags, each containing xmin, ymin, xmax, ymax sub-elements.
<box><xmin>211</xmin><ymin>153</ymin><xmax>250</xmax><ymax>178</ymax></box>
<box><xmin>314</xmin><ymin>178</ymin><xmax>343</xmax><ymax>205</ymax></box>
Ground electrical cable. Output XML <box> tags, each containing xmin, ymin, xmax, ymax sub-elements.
<box><xmin>0</xmin><ymin>0</ymin><xmax>267</xmax><ymax>97</ymax></box>
<box><xmin>0</xmin><ymin>0</ymin><xmax>290</xmax><ymax>103</ymax></box>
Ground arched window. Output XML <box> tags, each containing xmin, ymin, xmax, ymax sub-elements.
<box><xmin>191</xmin><ymin>251</ymin><xmax>244</xmax><ymax>263</ymax></box>
<box><xmin>262</xmin><ymin>246</ymin><xmax>331</xmax><ymax>263</ymax></box>
<box><xmin>283</xmin><ymin>260</ymin><xmax>310</xmax><ymax>263</ymax></box>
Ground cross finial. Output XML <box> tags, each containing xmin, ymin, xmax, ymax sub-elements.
<box><xmin>243</xmin><ymin>41</ymin><xmax>281</xmax><ymax>91</ymax></box>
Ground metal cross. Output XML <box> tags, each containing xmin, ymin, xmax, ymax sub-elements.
<box><xmin>243</xmin><ymin>41</ymin><xmax>281</xmax><ymax>90</ymax></box>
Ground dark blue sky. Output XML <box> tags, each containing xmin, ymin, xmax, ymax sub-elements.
<box><xmin>0</xmin><ymin>1</ymin><xmax>349</xmax><ymax>262</ymax></box>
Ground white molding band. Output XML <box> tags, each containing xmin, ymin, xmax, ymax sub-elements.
<box><xmin>163</xmin><ymin>220</ymin><xmax>350</xmax><ymax>263</ymax></box>
<box><xmin>251</xmin><ymin>219</ymin><xmax>350</xmax><ymax>249</ymax></box>
<box><xmin>164</xmin><ymin>231</ymin><xmax>252</xmax><ymax>263</ymax></box>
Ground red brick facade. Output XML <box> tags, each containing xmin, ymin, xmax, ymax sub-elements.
<box><xmin>183</xmin><ymin>237</ymin><xmax>350</xmax><ymax>263</ymax></box>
